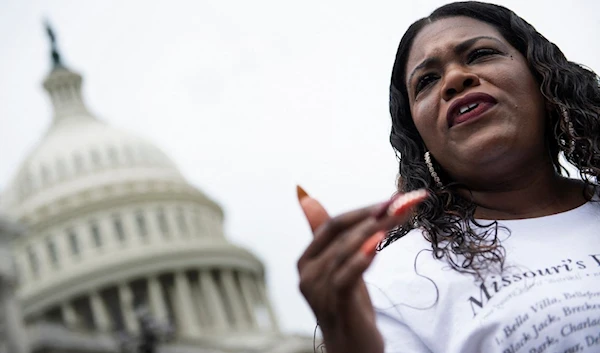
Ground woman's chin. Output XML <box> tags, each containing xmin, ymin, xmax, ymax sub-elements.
<box><xmin>451</xmin><ymin>132</ymin><xmax>517</xmax><ymax>164</ymax></box>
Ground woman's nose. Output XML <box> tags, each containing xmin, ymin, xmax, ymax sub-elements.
<box><xmin>441</xmin><ymin>66</ymin><xmax>480</xmax><ymax>101</ymax></box>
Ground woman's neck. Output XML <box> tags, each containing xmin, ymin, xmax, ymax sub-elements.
<box><xmin>469</xmin><ymin>174</ymin><xmax>588</xmax><ymax>220</ymax></box>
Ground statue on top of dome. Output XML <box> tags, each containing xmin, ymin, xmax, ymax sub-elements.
<box><xmin>44</xmin><ymin>21</ymin><xmax>63</xmax><ymax>69</ymax></box>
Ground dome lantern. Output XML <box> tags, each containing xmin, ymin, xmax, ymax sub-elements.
<box><xmin>42</xmin><ymin>22</ymin><xmax>93</xmax><ymax>126</ymax></box>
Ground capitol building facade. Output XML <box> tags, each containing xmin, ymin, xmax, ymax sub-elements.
<box><xmin>0</xmin><ymin>30</ymin><xmax>312</xmax><ymax>353</ymax></box>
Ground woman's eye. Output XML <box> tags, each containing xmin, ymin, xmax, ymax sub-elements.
<box><xmin>415</xmin><ymin>74</ymin><xmax>438</xmax><ymax>95</ymax></box>
<box><xmin>467</xmin><ymin>48</ymin><xmax>500</xmax><ymax>63</ymax></box>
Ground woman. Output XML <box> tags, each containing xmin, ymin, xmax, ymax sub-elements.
<box><xmin>297</xmin><ymin>2</ymin><xmax>600</xmax><ymax>353</ymax></box>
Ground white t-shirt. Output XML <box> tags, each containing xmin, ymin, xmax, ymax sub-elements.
<box><xmin>365</xmin><ymin>200</ymin><xmax>600</xmax><ymax>353</ymax></box>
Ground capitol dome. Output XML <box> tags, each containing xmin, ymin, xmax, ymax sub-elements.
<box><xmin>2</xmin><ymin>71</ymin><xmax>187</xmax><ymax>218</ymax></box>
<box><xmin>0</xmin><ymin>27</ymin><xmax>311</xmax><ymax>353</ymax></box>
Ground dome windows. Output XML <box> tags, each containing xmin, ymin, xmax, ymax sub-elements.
<box><xmin>112</xmin><ymin>215</ymin><xmax>126</xmax><ymax>243</ymax></box>
<box><xmin>14</xmin><ymin>141</ymin><xmax>177</xmax><ymax>203</ymax></box>
<box><xmin>18</xmin><ymin>201</ymin><xmax>222</xmax><ymax>287</ymax></box>
<box><xmin>176</xmin><ymin>207</ymin><xmax>188</xmax><ymax>237</ymax></box>
<box><xmin>156</xmin><ymin>207</ymin><xmax>169</xmax><ymax>237</ymax></box>
<box><xmin>45</xmin><ymin>236</ymin><xmax>59</xmax><ymax>267</ymax></box>
<box><xmin>89</xmin><ymin>221</ymin><xmax>102</xmax><ymax>248</ymax></box>
<box><xmin>135</xmin><ymin>211</ymin><xmax>148</xmax><ymax>239</ymax></box>
<box><xmin>26</xmin><ymin>245</ymin><xmax>39</xmax><ymax>276</ymax></box>
<box><xmin>67</xmin><ymin>228</ymin><xmax>80</xmax><ymax>256</ymax></box>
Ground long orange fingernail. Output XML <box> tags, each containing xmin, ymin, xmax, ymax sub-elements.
<box><xmin>296</xmin><ymin>185</ymin><xmax>309</xmax><ymax>202</ymax></box>
<box><xmin>388</xmin><ymin>189</ymin><xmax>428</xmax><ymax>217</ymax></box>
<box><xmin>360</xmin><ymin>231</ymin><xmax>386</xmax><ymax>257</ymax></box>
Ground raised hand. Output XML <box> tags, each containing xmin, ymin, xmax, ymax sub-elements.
<box><xmin>296</xmin><ymin>186</ymin><xmax>428</xmax><ymax>353</ymax></box>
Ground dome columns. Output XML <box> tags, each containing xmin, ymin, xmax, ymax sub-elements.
<box><xmin>239</xmin><ymin>272</ymin><xmax>260</xmax><ymax>329</ymax></box>
<box><xmin>89</xmin><ymin>290</ymin><xmax>112</xmax><ymax>331</ymax></box>
<box><xmin>172</xmin><ymin>271</ymin><xmax>201</xmax><ymax>336</ymax></box>
<box><xmin>199</xmin><ymin>270</ymin><xmax>229</xmax><ymax>330</ymax></box>
<box><xmin>118</xmin><ymin>282</ymin><xmax>140</xmax><ymax>334</ymax></box>
<box><xmin>61</xmin><ymin>301</ymin><xmax>80</xmax><ymax>328</ymax></box>
<box><xmin>221</xmin><ymin>269</ymin><xmax>251</xmax><ymax>330</ymax></box>
<box><xmin>147</xmin><ymin>275</ymin><xmax>168</xmax><ymax>325</ymax></box>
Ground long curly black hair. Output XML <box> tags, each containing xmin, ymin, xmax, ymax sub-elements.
<box><xmin>381</xmin><ymin>1</ymin><xmax>600</xmax><ymax>276</ymax></box>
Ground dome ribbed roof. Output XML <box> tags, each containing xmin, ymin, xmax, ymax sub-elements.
<box><xmin>0</xmin><ymin>66</ymin><xmax>189</xmax><ymax>219</ymax></box>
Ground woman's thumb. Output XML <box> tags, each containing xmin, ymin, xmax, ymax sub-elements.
<box><xmin>297</xmin><ymin>185</ymin><xmax>330</xmax><ymax>234</ymax></box>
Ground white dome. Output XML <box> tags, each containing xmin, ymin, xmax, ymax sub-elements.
<box><xmin>0</xmin><ymin>30</ymin><xmax>313</xmax><ymax>352</ymax></box>
<box><xmin>0</xmin><ymin>62</ymin><xmax>285</xmax><ymax>346</ymax></box>
<box><xmin>1</xmin><ymin>68</ymin><xmax>185</xmax><ymax>219</ymax></box>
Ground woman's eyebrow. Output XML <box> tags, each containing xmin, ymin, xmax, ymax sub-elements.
<box><xmin>407</xmin><ymin>35</ymin><xmax>504</xmax><ymax>86</ymax></box>
<box><xmin>454</xmin><ymin>35</ymin><xmax>503</xmax><ymax>55</ymax></box>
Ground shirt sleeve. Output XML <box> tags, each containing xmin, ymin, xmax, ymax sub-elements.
<box><xmin>375</xmin><ymin>308</ymin><xmax>433</xmax><ymax>353</ymax></box>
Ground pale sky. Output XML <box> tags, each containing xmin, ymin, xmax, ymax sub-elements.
<box><xmin>1</xmin><ymin>0</ymin><xmax>599</xmax><ymax>336</ymax></box>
